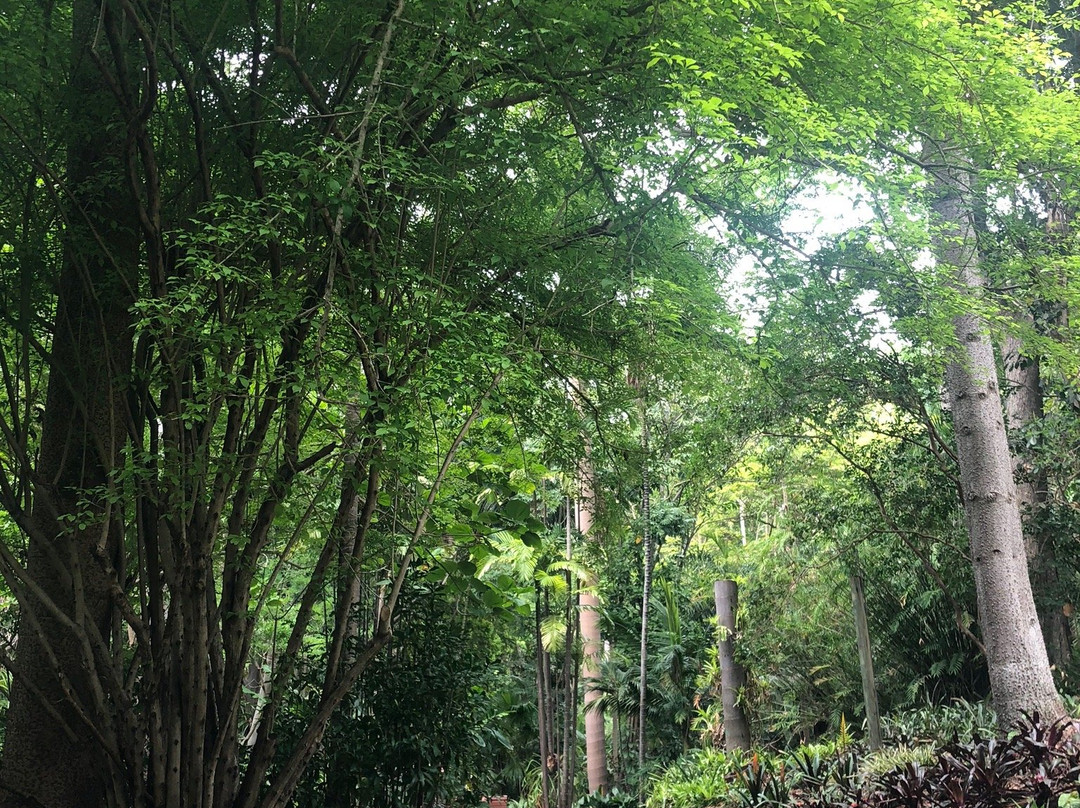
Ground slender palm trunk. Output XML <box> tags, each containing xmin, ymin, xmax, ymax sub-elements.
<box><xmin>713</xmin><ymin>580</ymin><xmax>751</xmax><ymax>750</ymax></box>
<box><xmin>577</xmin><ymin>464</ymin><xmax>608</xmax><ymax>794</ymax></box>
<box><xmin>637</xmin><ymin>405</ymin><xmax>652</xmax><ymax>770</ymax></box>
<box><xmin>537</xmin><ymin>581</ymin><xmax>552</xmax><ymax>808</ymax></box>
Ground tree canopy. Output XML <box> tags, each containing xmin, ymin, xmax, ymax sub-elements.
<box><xmin>4</xmin><ymin>0</ymin><xmax>1080</xmax><ymax>806</ymax></box>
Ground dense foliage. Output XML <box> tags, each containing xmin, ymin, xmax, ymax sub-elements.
<box><xmin>5</xmin><ymin>0</ymin><xmax>1080</xmax><ymax>805</ymax></box>
<box><xmin>648</xmin><ymin>713</ymin><xmax>1080</xmax><ymax>808</ymax></box>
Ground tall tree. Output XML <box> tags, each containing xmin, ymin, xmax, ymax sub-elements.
<box><xmin>713</xmin><ymin>580</ymin><xmax>751</xmax><ymax>751</ymax></box>
<box><xmin>1002</xmin><ymin>323</ymin><xmax>1072</xmax><ymax>669</ymax></box>
<box><xmin>0</xmin><ymin>0</ymin><xmax>731</xmax><ymax>803</ymax></box>
<box><xmin>577</xmin><ymin>450</ymin><xmax>610</xmax><ymax>795</ymax></box>
<box><xmin>0</xmin><ymin>0</ymin><xmax>138</xmax><ymax>803</ymax></box>
<box><xmin>926</xmin><ymin>145</ymin><xmax>1063</xmax><ymax>727</ymax></box>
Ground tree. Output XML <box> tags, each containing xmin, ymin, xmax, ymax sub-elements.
<box><xmin>0</xmin><ymin>0</ymin><xmax>738</xmax><ymax>804</ymax></box>
<box><xmin>713</xmin><ymin>580</ymin><xmax>751</xmax><ymax>751</ymax></box>
<box><xmin>576</xmin><ymin>438</ymin><xmax>610</xmax><ymax>796</ymax></box>
<box><xmin>926</xmin><ymin>147</ymin><xmax>1064</xmax><ymax>727</ymax></box>
<box><xmin>0</xmin><ymin>0</ymin><xmax>138</xmax><ymax>805</ymax></box>
<box><xmin>7</xmin><ymin>0</ymin><xmax>1080</xmax><ymax>802</ymax></box>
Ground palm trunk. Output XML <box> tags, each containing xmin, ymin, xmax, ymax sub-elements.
<box><xmin>577</xmin><ymin>486</ymin><xmax>609</xmax><ymax>794</ymax></box>
<box><xmin>537</xmin><ymin>581</ymin><xmax>552</xmax><ymax>808</ymax></box>
<box><xmin>713</xmin><ymin>580</ymin><xmax>751</xmax><ymax>750</ymax></box>
<box><xmin>567</xmin><ymin>384</ymin><xmax>608</xmax><ymax>795</ymax></box>
<box><xmin>637</xmin><ymin>407</ymin><xmax>652</xmax><ymax>770</ymax></box>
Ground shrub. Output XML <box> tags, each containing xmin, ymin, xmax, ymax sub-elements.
<box><xmin>647</xmin><ymin>748</ymin><xmax>740</xmax><ymax>808</ymax></box>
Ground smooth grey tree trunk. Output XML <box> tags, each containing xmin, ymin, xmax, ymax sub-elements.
<box><xmin>713</xmin><ymin>580</ymin><xmax>751</xmax><ymax>750</ymax></box>
<box><xmin>928</xmin><ymin>146</ymin><xmax>1064</xmax><ymax>728</ymax></box>
<box><xmin>577</xmin><ymin>487</ymin><xmax>609</xmax><ymax>794</ymax></box>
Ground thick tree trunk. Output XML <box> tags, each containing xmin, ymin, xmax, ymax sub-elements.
<box><xmin>713</xmin><ymin>580</ymin><xmax>751</xmax><ymax>751</ymax></box>
<box><xmin>0</xmin><ymin>1</ymin><xmax>138</xmax><ymax>806</ymax></box>
<box><xmin>1003</xmin><ymin>331</ymin><xmax>1072</xmax><ymax>669</ymax></box>
<box><xmin>929</xmin><ymin>150</ymin><xmax>1064</xmax><ymax>728</ymax></box>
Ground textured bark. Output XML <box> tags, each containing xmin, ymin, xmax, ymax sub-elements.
<box><xmin>929</xmin><ymin>151</ymin><xmax>1064</xmax><ymax>728</ymax></box>
<box><xmin>1003</xmin><ymin>330</ymin><xmax>1072</xmax><ymax>669</ymax></box>
<box><xmin>0</xmin><ymin>1</ymin><xmax>139</xmax><ymax>805</ymax></box>
<box><xmin>713</xmin><ymin>580</ymin><xmax>750</xmax><ymax>751</ymax></box>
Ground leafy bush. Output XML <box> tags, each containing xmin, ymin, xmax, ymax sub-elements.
<box><xmin>575</xmin><ymin>787</ymin><xmax>638</xmax><ymax>808</ymax></box>
<box><xmin>272</xmin><ymin>586</ymin><xmax>511</xmax><ymax>808</ymax></box>
<box><xmin>858</xmin><ymin>745</ymin><xmax>936</xmax><ymax>778</ymax></box>
<box><xmin>647</xmin><ymin>748</ymin><xmax>740</xmax><ymax>808</ymax></box>
<box><xmin>879</xmin><ymin>699</ymin><xmax>997</xmax><ymax>745</ymax></box>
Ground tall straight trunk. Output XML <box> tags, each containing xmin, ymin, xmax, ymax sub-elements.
<box><xmin>577</xmin><ymin>469</ymin><xmax>609</xmax><ymax>794</ymax></box>
<box><xmin>0</xmin><ymin>1</ymin><xmax>139</xmax><ymax>806</ymax></box>
<box><xmin>849</xmin><ymin>575</ymin><xmax>882</xmax><ymax>751</ymax></box>
<box><xmin>713</xmin><ymin>580</ymin><xmax>751</xmax><ymax>750</ymax></box>
<box><xmin>610</xmin><ymin>708</ymin><xmax>622</xmax><ymax>788</ymax></box>
<box><xmin>564</xmin><ymin>651</ymin><xmax>580</xmax><ymax>808</ymax></box>
<box><xmin>536</xmin><ymin>581</ymin><xmax>552</xmax><ymax>808</ymax></box>
<box><xmin>559</xmin><ymin>558</ymin><xmax>579</xmax><ymax>808</ymax></box>
<box><xmin>543</xmin><ymin>587</ymin><xmax>556</xmax><ymax>782</ymax></box>
<box><xmin>928</xmin><ymin>147</ymin><xmax>1064</xmax><ymax>728</ymax></box>
<box><xmin>637</xmin><ymin>404</ymin><xmax>652</xmax><ymax>770</ymax></box>
<box><xmin>1003</xmin><ymin>329</ymin><xmax>1072</xmax><ymax>669</ymax></box>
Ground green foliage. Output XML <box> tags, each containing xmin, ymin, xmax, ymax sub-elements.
<box><xmin>647</xmin><ymin>747</ymin><xmax>740</xmax><ymax>808</ymax></box>
<box><xmin>879</xmin><ymin>700</ymin><xmax>998</xmax><ymax>745</ymax></box>
<box><xmin>275</xmin><ymin>584</ymin><xmax>512</xmax><ymax>808</ymax></box>
<box><xmin>574</xmin><ymin>787</ymin><xmax>638</xmax><ymax>808</ymax></box>
<box><xmin>6</xmin><ymin>0</ymin><xmax>1080</xmax><ymax>800</ymax></box>
<box><xmin>648</xmin><ymin>712</ymin><xmax>1080</xmax><ymax>808</ymax></box>
<box><xmin>858</xmin><ymin>745</ymin><xmax>937</xmax><ymax>778</ymax></box>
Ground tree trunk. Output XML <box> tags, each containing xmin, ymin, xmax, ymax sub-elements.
<box><xmin>713</xmin><ymin>580</ymin><xmax>751</xmax><ymax>751</ymax></box>
<box><xmin>1003</xmin><ymin>330</ymin><xmax>1072</xmax><ymax>670</ymax></box>
<box><xmin>0</xmin><ymin>1</ymin><xmax>139</xmax><ymax>806</ymax></box>
<box><xmin>577</xmin><ymin>486</ymin><xmax>609</xmax><ymax>794</ymax></box>
<box><xmin>928</xmin><ymin>147</ymin><xmax>1064</xmax><ymax>728</ymax></box>
<box><xmin>536</xmin><ymin>581</ymin><xmax>552</xmax><ymax>808</ymax></box>
<box><xmin>637</xmin><ymin>405</ymin><xmax>652</xmax><ymax>770</ymax></box>
<box><xmin>849</xmin><ymin>575</ymin><xmax>882</xmax><ymax>751</ymax></box>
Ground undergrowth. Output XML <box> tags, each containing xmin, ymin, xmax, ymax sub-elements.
<box><xmin>648</xmin><ymin>711</ymin><xmax>1080</xmax><ymax>808</ymax></box>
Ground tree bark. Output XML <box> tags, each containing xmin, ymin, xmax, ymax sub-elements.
<box><xmin>577</xmin><ymin>483</ymin><xmax>609</xmax><ymax>794</ymax></box>
<box><xmin>928</xmin><ymin>147</ymin><xmax>1064</xmax><ymax>728</ymax></box>
<box><xmin>849</xmin><ymin>575</ymin><xmax>882</xmax><ymax>751</ymax></box>
<box><xmin>713</xmin><ymin>580</ymin><xmax>751</xmax><ymax>751</ymax></box>
<box><xmin>1003</xmin><ymin>329</ymin><xmax>1072</xmax><ymax>670</ymax></box>
<box><xmin>0</xmin><ymin>1</ymin><xmax>139</xmax><ymax>805</ymax></box>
